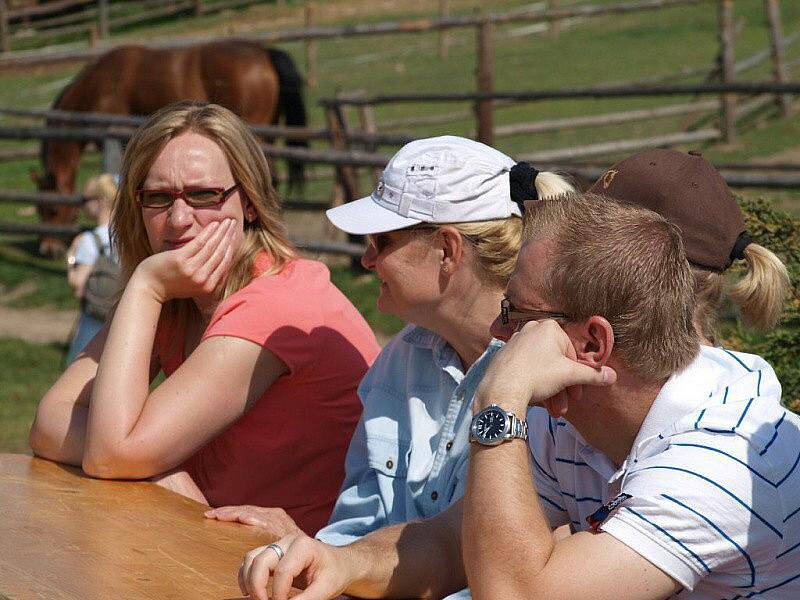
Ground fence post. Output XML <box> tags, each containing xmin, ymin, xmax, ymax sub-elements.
<box><xmin>549</xmin><ymin>0</ymin><xmax>561</xmax><ymax>38</ymax></box>
<box><xmin>765</xmin><ymin>0</ymin><xmax>791</xmax><ymax>116</ymax></box>
<box><xmin>0</xmin><ymin>1</ymin><xmax>10</xmax><ymax>54</ymax></box>
<box><xmin>325</xmin><ymin>101</ymin><xmax>361</xmax><ymax>266</ymax></box>
<box><xmin>439</xmin><ymin>0</ymin><xmax>450</xmax><ymax>60</ymax></box>
<box><xmin>474</xmin><ymin>15</ymin><xmax>495</xmax><ymax>146</ymax></box>
<box><xmin>193</xmin><ymin>0</ymin><xmax>203</xmax><ymax>17</ymax></box>
<box><xmin>97</xmin><ymin>0</ymin><xmax>109</xmax><ymax>39</ymax></box>
<box><xmin>718</xmin><ymin>0</ymin><xmax>737</xmax><ymax>144</ymax></box>
<box><xmin>102</xmin><ymin>137</ymin><xmax>123</xmax><ymax>176</ymax></box>
<box><xmin>355</xmin><ymin>93</ymin><xmax>382</xmax><ymax>184</ymax></box>
<box><xmin>305</xmin><ymin>4</ymin><xmax>317</xmax><ymax>88</ymax></box>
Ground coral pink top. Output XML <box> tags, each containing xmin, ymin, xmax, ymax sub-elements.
<box><xmin>155</xmin><ymin>256</ymin><xmax>379</xmax><ymax>535</ymax></box>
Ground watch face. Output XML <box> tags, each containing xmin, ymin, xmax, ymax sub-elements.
<box><xmin>474</xmin><ymin>407</ymin><xmax>507</xmax><ymax>443</ymax></box>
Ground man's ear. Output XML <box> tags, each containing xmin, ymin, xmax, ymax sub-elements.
<box><xmin>571</xmin><ymin>316</ymin><xmax>614</xmax><ymax>368</ymax></box>
<box><xmin>437</xmin><ymin>225</ymin><xmax>465</xmax><ymax>273</ymax></box>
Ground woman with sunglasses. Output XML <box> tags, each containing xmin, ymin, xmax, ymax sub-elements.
<box><xmin>29</xmin><ymin>102</ymin><xmax>380</xmax><ymax>536</ymax></box>
<box><xmin>227</xmin><ymin>136</ymin><xmax>575</xmax><ymax>600</ymax></box>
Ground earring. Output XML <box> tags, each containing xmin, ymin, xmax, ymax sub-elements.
<box><xmin>441</xmin><ymin>263</ymin><xmax>449</xmax><ymax>273</ymax></box>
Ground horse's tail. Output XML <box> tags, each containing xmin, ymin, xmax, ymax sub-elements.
<box><xmin>267</xmin><ymin>47</ymin><xmax>307</xmax><ymax>193</ymax></box>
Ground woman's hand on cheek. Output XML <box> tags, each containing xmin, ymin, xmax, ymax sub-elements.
<box><xmin>135</xmin><ymin>218</ymin><xmax>237</xmax><ymax>303</ymax></box>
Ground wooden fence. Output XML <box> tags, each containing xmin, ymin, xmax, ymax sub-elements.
<box><xmin>0</xmin><ymin>0</ymin><xmax>266</xmax><ymax>53</ymax></box>
<box><xmin>0</xmin><ymin>0</ymin><xmax>710</xmax><ymax>72</ymax></box>
<box><xmin>0</xmin><ymin>0</ymin><xmax>797</xmax><ymax>256</ymax></box>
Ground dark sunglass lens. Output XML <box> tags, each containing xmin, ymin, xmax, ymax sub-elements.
<box><xmin>141</xmin><ymin>191</ymin><xmax>173</xmax><ymax>207</ymax></box>
<box><xmin>186</xmin><ymin>189</ymin><xmax>223</xmax><ymax>206</ymax></box>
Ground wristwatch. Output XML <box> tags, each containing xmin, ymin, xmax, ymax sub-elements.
<box><xmin>469</xmin><ymin>404</ymin><xmax>528</xmax><ymax>446</ymax></box>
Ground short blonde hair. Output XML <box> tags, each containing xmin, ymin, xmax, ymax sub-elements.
<box><xmin>83</xmin><ymin>173</ymin><xmax>117</xmax><ymax>207</ymax></box>
<box><xmin>524</xmin><ymin>192</ymin><xmax>699</xmax><ymax>381</ymax></box>
<box><xmin>111</xmin><ymin>101</ymin><xmax>295</xmax><ymax>335</ymax></box>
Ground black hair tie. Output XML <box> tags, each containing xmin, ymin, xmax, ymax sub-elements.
<box><xmin>509</xmin><ymin>162</ymin><xmax>540</xmax><ymax>210</ymax></box>
<box><xmin>730</xmin><ymin>231</ymin><xmax>752</xmax><ymax>262</ymax></box>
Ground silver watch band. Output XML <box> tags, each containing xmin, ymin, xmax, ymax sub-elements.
<box><xmin>507</xmin><ymin>412</ymin><xmax>529</xmax><ymax>441</ymax></box>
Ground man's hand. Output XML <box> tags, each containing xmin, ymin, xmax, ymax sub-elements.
<box><xmin>205</xmin><ymin>505</ymin><xmax>300</xmax><ymax>539</ymax></box>
<box><xmin>239</xmin><ymin>533</ymin><xmax>355</xmax><ymax>600</ymax></box>
<box><xmin>476</xmin><ymin>319</ymin><xmax>616</xmax><ymax>416</ymax></box>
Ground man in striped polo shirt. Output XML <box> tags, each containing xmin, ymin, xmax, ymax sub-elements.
<box><xmin>463</xmin><ymin>192</ymin><xmax>799</xmax><ymax>599</ymax></box>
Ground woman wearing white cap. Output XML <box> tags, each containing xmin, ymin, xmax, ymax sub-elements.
<box><xmin>231</xmin><ymin>136</ymin><xmax>575</xmax><ymax>600</ymax></box>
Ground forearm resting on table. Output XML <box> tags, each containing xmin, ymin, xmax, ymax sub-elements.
<box><xmin>343</xmin><ymin>505</ymin><xmax>465</xmax><ymax>599</ymax></box>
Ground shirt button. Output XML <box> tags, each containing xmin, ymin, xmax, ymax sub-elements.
<box><xmin>431</xmin><ymin>491</ymin><xmax>438</xmax><ymax>501</ymax></box>
<box><xmin>445</xmin><ymin>441</ymin><xmax>453</xmax><ymax>451</ymax></box>
<box><xmin>385</xmin><ymin>459</ymin><xmax>394</xmax><ymax>470</ymax></box>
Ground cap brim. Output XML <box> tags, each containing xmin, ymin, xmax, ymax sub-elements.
<box><xmin>325</xmin><ymin>195</ymin><xmax>421</xmax><ymax>235</ymax></box>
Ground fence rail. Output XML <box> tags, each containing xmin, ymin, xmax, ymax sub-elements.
<box><xmin>0</xmin><ymin>0</ymin><xmax>710</xmax><ymax>69</ymax></box>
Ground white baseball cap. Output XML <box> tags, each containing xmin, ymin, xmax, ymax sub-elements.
<box><xmin>326</xmin><ymin>135</ymin><xmax>522</xmax><ymax>235</ymax></box>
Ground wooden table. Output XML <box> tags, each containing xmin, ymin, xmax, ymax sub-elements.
<box><xmin>0</xmin><ymin>454</ymin><xmax>283</xmax><ymax>599</ymax></box>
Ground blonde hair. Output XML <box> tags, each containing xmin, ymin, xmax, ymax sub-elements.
<box><xmin>524</xmin><ymin>192</ymin><xmax>699</xmax><ymax>381</ymax></box>
<box><xmin>694</xmin><ymin>243</ymin><xmax>791</xmax><ymax>343</ymax></box>
<box><xmin>430</xmin><ymin>170</ymin><xmax>576</xmax><ymax>288</ymax></box>
<box><xmin>83</xmin><ymin>173</ymin><xmax>117</xmax><ymax>207</ymax></box>
<box><xmin>111</xmin><ymin>101</ymin><xmax>295</xmax><ymax>337</ymax></box>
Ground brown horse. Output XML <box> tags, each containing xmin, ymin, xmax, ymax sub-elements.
<box><xmin>34</xmin><ymin>40</ymin><xmax>307</xmax><ymax>256</ymax></box>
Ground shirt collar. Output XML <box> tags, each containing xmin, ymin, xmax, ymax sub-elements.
<box><xmin>403</xmin><ymin>324</ymin><xmax>463</xmax><ymax>381</ymax></box>
<box><xmin>628</xmin><ymin>349</ymin><xmax>719</xmax><ymax>460</ymax></box>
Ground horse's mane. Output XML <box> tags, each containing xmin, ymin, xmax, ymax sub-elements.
<box><xmin>40</xmin><ymin>60</ymin><xmax>94</xmax><ymax>168</ymax></box>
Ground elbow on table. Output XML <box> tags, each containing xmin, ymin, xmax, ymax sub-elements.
<box><xmin>82</xmin><ymin>447</ymin><xmax>162</xmax><ymax>480</ymax></box>
<box><xmin>28</xmin><ymin>420</ymin><xmax>53</xmax><ymax>459</ymax></box>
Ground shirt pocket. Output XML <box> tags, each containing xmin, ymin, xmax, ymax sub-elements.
<box><xmin>365</xmin><ymin>433</ymin><xmax>411</xmax><ymax>479</ymax></box>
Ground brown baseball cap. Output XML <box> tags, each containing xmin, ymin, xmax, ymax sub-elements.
<box><xmin>588</xmin><ymin>149</ymin><xmax>748</xmax><ymax>272</ymax></box>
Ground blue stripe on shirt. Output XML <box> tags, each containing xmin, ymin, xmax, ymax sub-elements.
<box><xmin>632</xmin><ymin>465</ymin><xmax>782</xmax><ymax>539</ymax></box>
<box><xmin>723</xmin><ymin>348</ymin><xmax>754</xmax><ymax>372</ymax></box>
<box><xmin>694</xmin><ymin>409</ymin><xmax>706</xmax><ymax>429</ymax></box>
<box><xmin>669</xmin><ymin>443</ymin><xmax>774</xmax><ymax>487</ymax></box>
<box><xmin>724</xmin><ymin>571</ymin><xmax>800</xmax><ymax>599</ymax></box>
<box><xmin>561</xmin><ymin>490</ymin><xmax>602</xmax><ymax>503</ymax></box>
<box><xmin>759</xmin><ymin>412</ymin><xmax>786</xmax><ymax>457</ymax></box>
<box><xmin>777</xmin><ymin>539</ymin><xmax>800</xmax><ymax>559</ymax></box>
<box><xmin>783</xmin><ymin>504</ymin><xmax>800</xmax><ymax>524</ymax></box>
<box><xmin>661</xmin><ymin>493</ymin><xmax>755</xmax><ymax>588</ymax></box>
<box><xmin>555</xmin><ymin>457</ymin><xmax>589</xmax><ymax>466</ymax></box>
<box><xmin>733</xmin><ymin>398</ymin><xmax>754</xmax><ymax>431</ymax></box>
<box><xmin>777</xmin><ymin>451</ymin><xmax>800</xmax><ymax>487</ymax></box>
<box><xmin>531</xmin><ymin>453</ymin><xmax>557</xmax><ymax>483</ymax></box>
<box><xmin>538</xmin><ymin>493</ymin><xmax>566</xmax><ymax>513</ymax></box>
<box><xmin>623</xmin><ymin>506</ymin><xmax>711</xmax><ymax>574</ymax></box>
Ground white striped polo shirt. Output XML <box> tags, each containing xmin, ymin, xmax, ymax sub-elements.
<box><xmin>528</xmin><ymin>345</ymin><xmax>800</xmax><ymax>599</ymax></box>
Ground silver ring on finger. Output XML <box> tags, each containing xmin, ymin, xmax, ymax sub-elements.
<box><xmin>265</xmin><ymin>543</ymin><xmax>285</xmax><ymax>560</ymax></box>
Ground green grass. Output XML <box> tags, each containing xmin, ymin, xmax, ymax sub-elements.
<box><xmin>0</xmin><ymin>338</ymin><xmax>65</xmax><ymax>453</ymax></box>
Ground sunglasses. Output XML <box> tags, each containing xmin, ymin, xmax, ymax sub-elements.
<box><xmin>500</xmin><ymin>297</ymin><xmax>569</xmax><ymax>327</ymax></box>
<box><xmin>136</xmin><ymin>184</ymin><xmax>240</xmax><ymax>209</ymax></box>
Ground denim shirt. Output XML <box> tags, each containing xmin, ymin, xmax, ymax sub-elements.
<box><xmin>316</xmin><ymin>324</ymin><xmax>502</xmax><ymax>548</ymax></box>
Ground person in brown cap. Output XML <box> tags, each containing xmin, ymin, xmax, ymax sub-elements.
<box><xmin>588</xmin><ymin>148</ymin><xmax>790</xmax><ymax>344</ymax></box>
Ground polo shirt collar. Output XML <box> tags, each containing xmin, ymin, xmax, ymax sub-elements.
<box><xmin>629</xmin><ymin>349</ymin><xmax>715</xmax><ymax>461</ymax></box>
